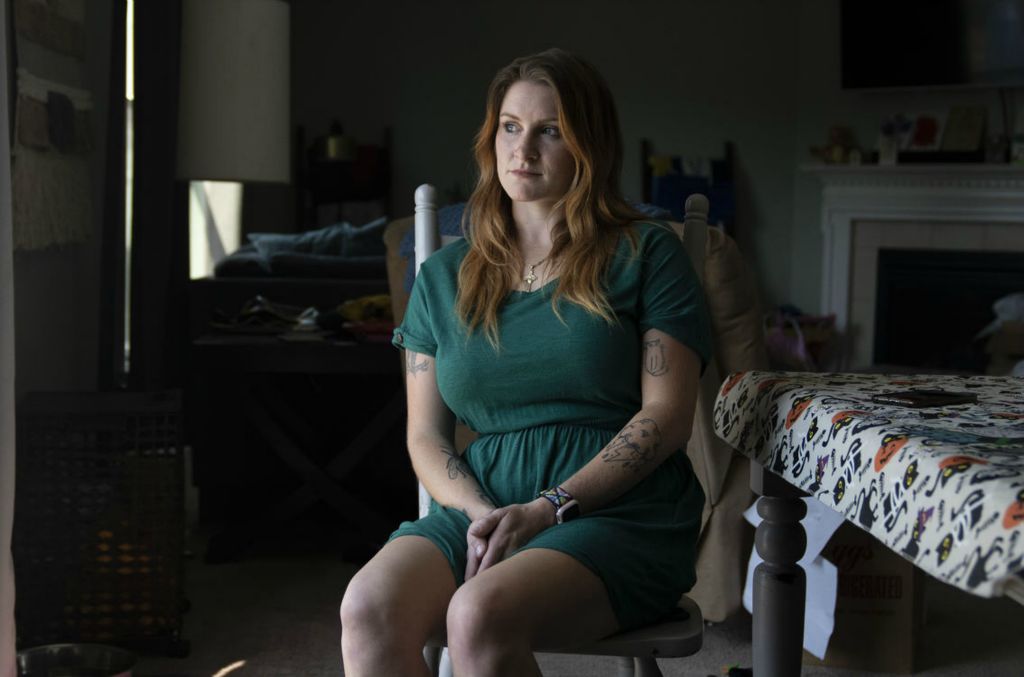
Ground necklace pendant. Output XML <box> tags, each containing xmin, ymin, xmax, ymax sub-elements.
<box><xmin>524</xmin><ymin>257</ymin><xmax>547</xmax><ymax>291</ymax></box>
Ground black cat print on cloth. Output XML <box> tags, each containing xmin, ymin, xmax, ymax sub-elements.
<box><xmin>713</xmin><ymin>371</ymin><xmax>1024</xmax><ymax>597</ymax></box>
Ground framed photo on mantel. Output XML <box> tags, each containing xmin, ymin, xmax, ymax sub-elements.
<box><xmin>906</xmin><ymin>112</ymin><xmax>945</xmax><ymax>151</ymax></box>
<box><xmin>941</xmin><ymin>106</ymin><xmax>987</xmax><ymax>153</ymax></box>
<box><xmin>897</xmin><ymin>107</ymin><xmax>986</xmax><ymax>163</ymax></box>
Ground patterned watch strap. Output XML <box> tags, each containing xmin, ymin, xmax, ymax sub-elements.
<box><xmin>538</xmin><ymin>485</ymin><xmax>573</xmax><ymax>509</ymax></box>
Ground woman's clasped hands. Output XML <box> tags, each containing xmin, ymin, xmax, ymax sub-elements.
<box><xmin>464</xmin><ymin>498</ymin><xmax>556</xmax><ymax>580</ymax></box>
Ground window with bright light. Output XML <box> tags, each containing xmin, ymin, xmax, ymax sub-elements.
<box><xmin>124</xmin><ymin>0</ymin><xmax>133</xmax><ymax>374</ymax></box>
<box><xmin>188</xmin><ymin>180</ymin><xmax>243</xmax><ymax>279</ymax></box>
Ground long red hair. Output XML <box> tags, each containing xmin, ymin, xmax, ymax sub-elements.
<box><xmin>456</xmin><ymin>48</ymin><xmax>643</xmax><ymax>346</ymax></box>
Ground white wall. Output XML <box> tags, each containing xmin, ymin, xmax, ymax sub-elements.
<box><xmin>292</xmin><ymin>0</ymin><xmax>802</xmax><ymax>306</ymax></box>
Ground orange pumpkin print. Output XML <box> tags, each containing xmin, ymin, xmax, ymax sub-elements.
<box><xmin>939</xmin><ymin>455</ymin><xmax>988</xmax><ymax>468</ymax></box>
<box><xmin>874</xmin><ymin>434</ymin><xmax>908</xmax><ymax>472</ymax></box>
<box><xmin>1003</xmin><ymin>489</ymin><xmax>1024</xmax><ymax>530</ymax></box>
<box><xmin>757</xmin><ymin>378</ymin><xmax>788</xmax><ymax>393</ymax></box>
<box><xmin>721</xmin><ymin>372</ymin><xmax>747</xmax><ymax>395</ymax></box>
<box><xmin>830</xmin><ymin>410</ymin><xmax>868</xmax><ymax>436</ymax></box>
<box><xmin>938</xmin><ymin>455</ymin><xmax>988</xmax><ymax>480</ymax></box>
<box><xmin>831</xmin><ymin>410</ymin><xmax>867</xmax><ymax>425</ymax></box>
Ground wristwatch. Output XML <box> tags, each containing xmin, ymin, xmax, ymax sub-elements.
<box><xmin>538</xmin><ymin>485</ymin><xmax>581</xmax><ymax>524</ymax></box>
<box><xmin>554</xmin><ymin>498</ymin><xmax>581</xmax><ymax>524</ymax></box>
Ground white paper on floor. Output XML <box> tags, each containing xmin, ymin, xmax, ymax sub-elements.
<box><xmin>742</xmin><ymin>497</ymin><xmax>845</xmax><ymax>659</ymax></box>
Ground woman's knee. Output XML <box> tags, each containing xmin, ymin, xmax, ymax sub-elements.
<box><xmin>342</xmin><ymin>555</ymin><xmax>453</xmax><ymax>648</ymax></box>
<box><xmin>339</xmin><ymin>576</ymin><xmax>371</xmax><ymax>635</ymax></box>
<box><xmin>340</xmin><ymin>568</ymin><xmax>398</xmax><ymax>638</ymax></box>
<box><xmin>446</xmin><ymin>579</ymin><xmax>525</xmax><ymax>652</ymax></box>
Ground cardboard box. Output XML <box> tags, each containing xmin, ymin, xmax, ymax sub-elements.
<box><xmin>803</xmin><ymin>522</ymin><xmax>924</xmax><ymax>674</ymax></box>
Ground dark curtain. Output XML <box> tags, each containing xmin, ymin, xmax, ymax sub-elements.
<box><xmin>128</xmin><ymin>0</ymin><xmax>188</xmax><ymax>391</ymax></box>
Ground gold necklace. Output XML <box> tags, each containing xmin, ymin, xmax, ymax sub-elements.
<box><xmin>523</xmin><ymin>256</ymin><xmax>549</xmax><ymax>291</ymax></box>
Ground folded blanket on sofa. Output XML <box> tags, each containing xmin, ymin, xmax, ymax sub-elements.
<box><xmin>248</xmin><ymin>216</ymin><xmax>388</xmax><ymax>259</ymax></box>
<box><xmin>214</xmin><ymin>216</ymin><xmax>389</xmax><ymax>278</ymax></box>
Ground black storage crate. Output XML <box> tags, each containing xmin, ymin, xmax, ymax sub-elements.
<box><xmin>13</xmin><ymin>391</ymin><xmax>187</xmax><ymax>656</ymax></box>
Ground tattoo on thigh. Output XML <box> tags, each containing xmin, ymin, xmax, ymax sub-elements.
<box><xmin>406</xmin><ymin>351</ymin><xmax>429</xmax><ymax>375</ymax></box>
<box><xmin>643</xmin><ymin>338</ymin><xmax>669</xmax><ymax>376</ymax></box>
<box><xmin>601</xmin><ymin>418</ymin><xmax>662</xmax><ymax>472</ymax></box>
<box><xmin>441</xmin><ymin>445</ymin><xmax>471</xmax><ymax>480</ymax></box>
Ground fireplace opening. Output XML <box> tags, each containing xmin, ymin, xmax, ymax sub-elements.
<box><xmin>873</xmin><ymin>249</ymin><xmax>1024</xmax><ymax>372</ymax></box>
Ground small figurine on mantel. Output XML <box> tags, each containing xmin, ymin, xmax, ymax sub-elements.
<box><xmin>810</xmin><ymin>125</ymin><xmax>861</xmax><ymax>164</ymax></box>
<box><xmin>878</xmin><ymin>114</ymin><xmax>913</xmax><ymax>165</ymax></box>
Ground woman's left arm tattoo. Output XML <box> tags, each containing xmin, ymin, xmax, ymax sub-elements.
<box><xmin>440</xmin><ymin>444</ymin><xmax>471</xmax><ymax>480</ymax></box>
<box><xmin>643</xmin><ymin>338</ymin><xmax>669</xmax><ymax>376</ymax></box>
<box><xmin>601</xmin><ymin>418</ymin><xmax>663</xmax><ymax>472</ymax></box>
<box><xmin>406</xmin><ymin>351</ymin><xmax>429</xmax><ymax>375</ymax></box>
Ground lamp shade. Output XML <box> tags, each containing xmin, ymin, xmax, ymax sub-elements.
<box><xmin>177</xmin><ymin>0</ymin><xmax>290</xmax><ymax>183</ymax></box>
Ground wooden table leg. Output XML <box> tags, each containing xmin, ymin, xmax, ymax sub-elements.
<box><xmin>751</xmin><ymin>462</ymin><xmax>807</xmax><ymax>677</ymax></box>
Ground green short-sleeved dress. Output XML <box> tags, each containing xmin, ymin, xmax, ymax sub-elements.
<box><xmin>390</xmin><ymin>221</ymin><xmax>712</xmax><ymax>631</ymax></box>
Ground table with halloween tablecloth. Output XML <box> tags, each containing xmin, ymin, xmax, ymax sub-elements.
<box><xmin>714</xmin><ymin>371</ymin><xmax>1024</xmax><ymax>599</ymax></box>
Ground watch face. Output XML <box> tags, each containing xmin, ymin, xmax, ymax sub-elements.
<box><xmin>556</xmin><ymin>500</ymin><xmax>581</xmax><ymax>524</ymax></box>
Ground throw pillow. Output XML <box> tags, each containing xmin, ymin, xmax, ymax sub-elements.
<box><xmin>247</xmin><ymin>223</ymin><xmax>348</xmax><ymax>259</ymax></box>
<box><xmin>340</xmin><ymin>216</ymin><xmax>388</xmax><ymax>257</ymax></box>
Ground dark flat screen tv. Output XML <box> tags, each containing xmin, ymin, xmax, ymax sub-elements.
<box><xmin>841</xmin><ymin>0</ymin><xmax>1024</xmax><ymax>89</ymax></box>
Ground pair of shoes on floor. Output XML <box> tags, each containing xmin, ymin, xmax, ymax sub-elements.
<box><xmin>210</xmin><ymin>295</ymin><xmax>314</xmax><ymax>335</ymax></box>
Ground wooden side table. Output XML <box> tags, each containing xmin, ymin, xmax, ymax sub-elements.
<box><xmin>190</xmin><ymin>334</ymin><xmax>411</xmax><ymax>562</ymax></box>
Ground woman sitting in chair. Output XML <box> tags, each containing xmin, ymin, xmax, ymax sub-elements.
<box><xmin>341</xmin><ymin>47</ymin><xmax>711</xmax><ymax>676</ymax></box>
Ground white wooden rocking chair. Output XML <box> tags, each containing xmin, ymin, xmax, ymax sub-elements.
<box><xmin>410</xmin><ymin>184</ymin><xmax>709</xmax><ymax>677</ymax></box>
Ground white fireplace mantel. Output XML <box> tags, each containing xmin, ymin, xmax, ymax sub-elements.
<box><xmin>807</xmin><ymin>164</ymin><xmax>1024</xmax><ymax>338</ymax></box>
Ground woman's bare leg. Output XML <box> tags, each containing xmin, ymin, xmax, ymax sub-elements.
<box><xmin>340</xmin><ymin>535</ymin><xmax>456</xmax><ymax>677</ymax></box>
<box><xmin>446</xmin><ymin>548</ymin><xmax>619</xmax><ymax>677</ymax></box>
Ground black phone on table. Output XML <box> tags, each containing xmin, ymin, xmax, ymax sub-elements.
<box><xmin>870</xmin><ymin>389</ymin><xmax>978</xmax><ymax>408</ymax></box>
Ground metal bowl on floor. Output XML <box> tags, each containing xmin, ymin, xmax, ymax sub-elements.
<box><xmin>17</xmin><ymin>643</ymin><xmax>137</xmax><ymax>677</ymax></box>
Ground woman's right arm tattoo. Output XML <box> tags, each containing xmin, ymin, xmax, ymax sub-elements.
<box><xmin>643</xmin><ymin>338</ymin><xmax>669</xmax><ymax>376</ymax></box>
<box><xmin>600</xmin><ymin>418</ymin><xmax>663</xmax><ymax>473</ymax></box>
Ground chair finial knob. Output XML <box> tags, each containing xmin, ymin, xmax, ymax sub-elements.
<box><xmin>684</xmin><ymin>194</ymin><xmax>709</xmax><ymax>223</ymax></box>
<box><xmin>414</xmin><ymin>184</ymin><xmax>439</xmax><ymax>273</ymax></box>
<box><xmin>415</xmin><ymin>184</ymin><xmax>437</xmax><ymax>211</ymax></box>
